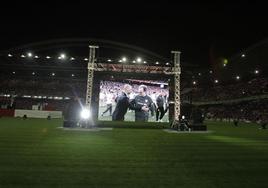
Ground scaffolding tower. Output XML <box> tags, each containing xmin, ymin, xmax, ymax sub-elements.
<box><xmin>86</xmin><ymin>45</ymin><xmax>99</xmax><ymax>107</ymax></box>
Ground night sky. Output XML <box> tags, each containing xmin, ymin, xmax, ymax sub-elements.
<box><xmin>1</xmin><ymin>1</ymin><xmax>267</xmax><ymax>67</ymax></box>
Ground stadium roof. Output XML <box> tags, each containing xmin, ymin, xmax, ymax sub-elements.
<box><xmin>0</xmin><ymin>38</ymin><xmax>201</xmax><ymax>67</ymax></box>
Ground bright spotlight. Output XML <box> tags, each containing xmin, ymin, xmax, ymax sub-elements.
<box><xmin>46</xmin><ymin>56</ymin><xmax>51</xmax><ymax>59</ymax></box>
<box><xmin>254</xmin><ymin>70</ymin><xmax>259</xmax><ymax>74</ymax></box>
<box><xmin>193</xmin><ymin>81</ymin><xmax>197</xmax><ymax>85</ymax></box>
<box><xmin>182</xmin><ymin>115</ymin><xmax>185</xmax><ymax>120</ymax></box>
<box><xmin>51</xmin><ymin>73</ymin><xmax>55</xmax><ymax>76</ymax></box>
<box><xmin>241</xmin><ymin>54</ymin><xmax>245</xmax><ymax>58</ymax></box>
<box><xmin>214</xmin><ymin>79</ymin><xmax>219</xmax><ymax>83</ymax></box>
<box><xmin>236</xmin><ymin>75</ymin><xmax>240</xmax><ymax>80</ymax></box>
<box><xmin>122</xmin><ymin>57</ymin><xmax>127</xmax><ymax>62</ymax></box>
<box><xmin>71</xmin><ymin>74</ymin><xmax>75</xmax><ymax>77</ymax></box>
<box><xmin>70</xmin><ymin>57</ymin><xmax>75</xmax><ymax>60</ymax></box>
<box><xmin>80</xmin><ymin>108</ymin><xmax>91</xmax><ymax>119</ymax></box>
<box><xmin>107</xmin><ymin>59</ymin><xmax>112</xmax><ymax>62</ymax></box>
<box><xmin>84</xmin><ymin>58</ymin><xmax>88</xmax><ymax>61</ymax></box>
<box><xmin>34</xmin><ymin>55</ymin><xmax>39</xmax><ymax>59</ymax></box>
<box><xmin>136</xmin><ymin>57</ymin><xmax>142</xmax><ymax>63</ymax></box>
<box><xmin>32</xmin><ymin>72</ymin><xmax>35</xmax><ymax>75</ymax></box>
<box><xmin>8</xmin><ymin>54</ymin><xmax>13</xmax><ymax>57</ymax></box>
<box><xmin>143</xmin><ymin>61</ymin><xmax>147</xmax><ymax>64</ymax></box>
<box><xmin>21</xmin><ymin>54</ymin><xmax>25</xmax><ymax>58</ymax></box>
<box><xmin>27</xmin><ymin>52</ymin><xmax>33</xmax><ymax>57</ymax></box>
<box><xmin>155</xmin><ymin>61</ymin><xmax>159</xmax><ymax>65</ymax></box>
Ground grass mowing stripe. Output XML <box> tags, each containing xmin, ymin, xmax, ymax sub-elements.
<box><xmin>1</xmin><ymin>118</ymin><xmax>268</xmax><ymax>187</ymax></box>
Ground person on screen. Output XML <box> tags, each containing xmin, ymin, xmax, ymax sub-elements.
<box><xmin>163</xmin><ymin>92</ymin><xmax>169</xmax><ymax>115</ymax></box>
<box><xmin>112</xmin><ymin>84</ymin><xmax>132</xmax><ymax>121</ymax></box>
<box><xmin>130</xmin><ymin>85</ymin><xmax>155</xmax><ymax>122</ymax></box>
<box><xmin>101</xmin><ymin>90</ymin><xmax>114</xmax><ymax>116</ymax></box>
<box><xmin>156</xmin><ymin>90</ymin><xmax>165</xmax><ymax>122</ymax></box>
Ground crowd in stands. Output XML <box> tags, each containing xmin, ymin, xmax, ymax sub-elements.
<box><xmin>0</xmin><ymin>78</ymin><xmax>86</xmax><ymax>111</ymax></box>
<box><xmin>3</xmin><ymin>77</ymin><xmax>266</xmax><ymax>104</ymax></box>
<box><xmin>0</xmin><ymin>79</ymin><xmax>86</xmax><ymax>98</ymax></box>
<box><xmin>191</xmin><ymin>77</ymin><xmax>268</xmax><ymax>102</ymax></box>
<box><xmin>1</xmin><ymin>77</ymin><xmax>268</xmax><ymax>123</ymax></box>
<box><xmin>0</xmin><ymin>97</ymin><xmax>67</xmax><ymax>111</ymax></box>
<box><xmin>204</xmin><ymin>99</ymin><xmax>268</xmax><ymax>122</ymax></box>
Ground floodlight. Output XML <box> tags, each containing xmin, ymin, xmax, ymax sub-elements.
<box><xmin>122</xmin><ymin>57</ymin><xmax>127</xmax><ymax>62</ymax></box>
<box><xmin>136</xmin><ymin>57</ymin><xmax>142</xmax><ymax>63</ymax></box>
<box><xmin>27</xmin><ymin>52</ymin><xmax>33</xmax><ymax>57</ymax></box>
<box><xmin>80</xmin><ymin>108</ymin><xmax>91</xmax><ymax>119</ymax></box>
<box><xmin>59</xmin><ymin>53</ymin><xmax>66</xmax><ymax>59</ymax></box>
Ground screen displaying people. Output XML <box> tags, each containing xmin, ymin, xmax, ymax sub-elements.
<box><xmin>98</xmin><ymin>80</ymin><xmax>169</xmax><ymax>122</ymax></box>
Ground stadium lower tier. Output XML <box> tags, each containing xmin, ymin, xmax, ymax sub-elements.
<box><xmin>0</xmin><ymin>109</ymin><xmax>62</xmax><ymax>118</ymax></box>
<box><xmin>0</xmin><ymin>97</ymin><xmax>267</xmax><ymax>122</ymax></box>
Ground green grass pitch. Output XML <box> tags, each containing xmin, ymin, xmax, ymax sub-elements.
<box><xmin>0</xmin><ymin>117</ymin><xmax>268</xmax><ymax>188</ymax></box>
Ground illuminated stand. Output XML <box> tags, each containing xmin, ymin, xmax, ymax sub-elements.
<box><xmin>84</xmin><ymin>45</ymin><xmax>181</xmax><ymax>126</ymax></box>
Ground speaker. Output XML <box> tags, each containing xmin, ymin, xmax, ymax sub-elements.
<box><xmin>63</xmin><ymin>121</ymin><xmax>77</xmax><ymax>128</ymax></box>
<box><xmin>189</xmin><ymin>125</ymin><xmax>207</xmax><ymax>131</ymax></box>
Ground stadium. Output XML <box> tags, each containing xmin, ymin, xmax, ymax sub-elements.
<box><xmin>1</xmin><ymin>2</ymin><xmax>268</xmax><ymax>188</ymax></box>
<box><xmin>1</xmin><ymin>37</ymin><xmax>267</xmax><ymax>187</ymax></box>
